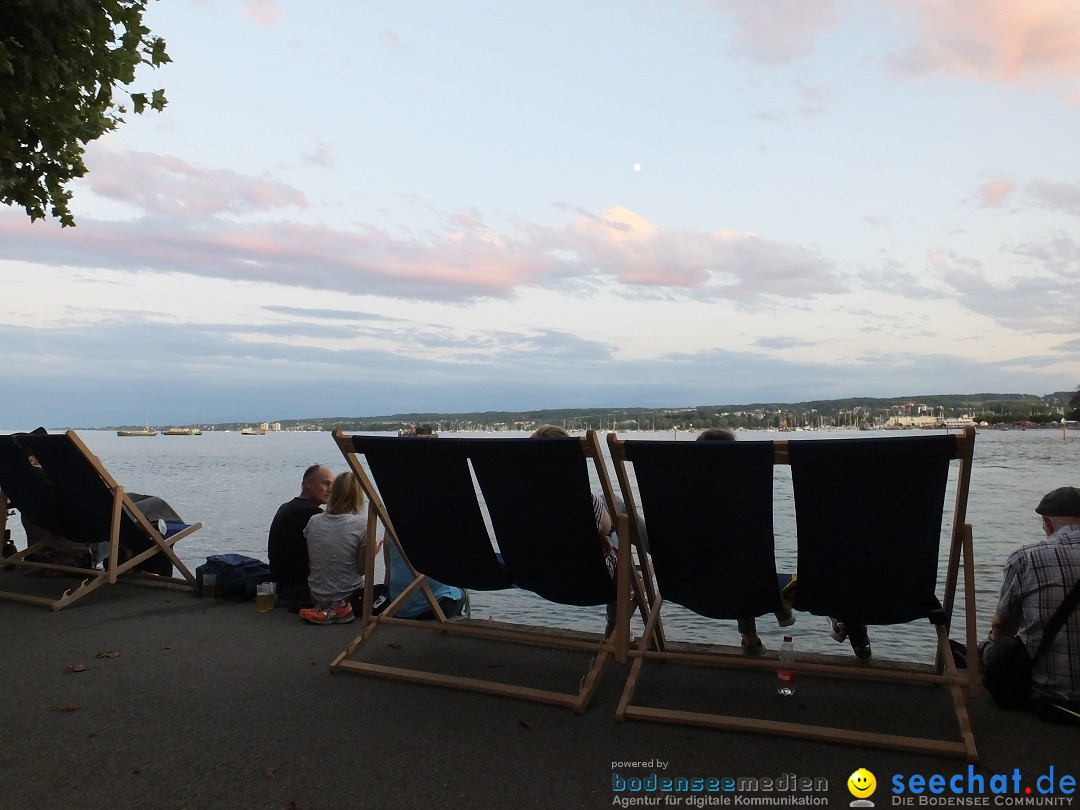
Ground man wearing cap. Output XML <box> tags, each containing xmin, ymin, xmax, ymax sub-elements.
<box><xmin>986</xmin><ymin>486</ymin><xmax>1080</xmax><ymax>703</ymax></box>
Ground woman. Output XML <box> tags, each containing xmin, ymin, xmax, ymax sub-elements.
<box><xmin>299</xmin><ymin>471</ymin><xmax>367</xmax><ymax>625</ymax></box>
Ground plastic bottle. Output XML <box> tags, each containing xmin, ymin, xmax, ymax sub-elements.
<box><xmin>776</xmin><ymin>635</ymin><xmax>796</xmax><ymax>696</ymax></box>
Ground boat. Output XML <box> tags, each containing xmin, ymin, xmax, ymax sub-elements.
<box><xmin>241</xmin><ymin>426</ymin><xmax>267</xmax><ymax>436</ymax></box>
<box><xmin>117</xmin><ymin>425</ymin><xmax>157</xmax><ymax>437</ymax></box>
<box><xmin>163</xmin><ymin>427</ymin><xmax>193</xmax><ymax>436</ymax></box>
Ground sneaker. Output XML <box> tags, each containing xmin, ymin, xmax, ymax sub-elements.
<box><xmin>847</xmin><ymin>624</ymin><xmax>872</xmax><ymax>659</ymax></box>
<box><xmin>827</xmin><ymin>617</ymin><xmax>847</xmax><ymax>643</ymax></box>
<box><xmin>741</xmin><ymin>636</ymin><xmax>766</xmax><ymax>656</ymax></box>
<box><xmin>299</xmin><ymin>602</ymin><xmax>355</xmax><ymax>625</ymax></box>
<box><xmin>775</xmin><ymin>607</ymin><xmax>796</xmax><ymax>628</ymax></box>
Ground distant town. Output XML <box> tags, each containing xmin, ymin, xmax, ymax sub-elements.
<box><xmin>104</xmin><ymin>390</ymin><xmax>1080</xmax><ymax>434</ymax></box>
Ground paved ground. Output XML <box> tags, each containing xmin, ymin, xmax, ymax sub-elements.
<box><xmin>0</xmin><ymin>577</ymin><xmax>1075</xmax><ymax>810</ymax></box>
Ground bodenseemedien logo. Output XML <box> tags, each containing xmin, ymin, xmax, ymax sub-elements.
<box><xmin>848</xmin><ymin>767</ymin><xmax>877</xmax><ymax>807</ymax></box>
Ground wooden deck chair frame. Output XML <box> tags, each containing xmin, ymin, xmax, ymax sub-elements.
<box><xmin>607</xmin><ymin>427</ymin><xmax>978</xmax><ymax>761</ymax></box>
<box><xmin>329</xmin><ymin>429</ymin><xmax>653</xmax><ymax>714</ymax></box>
<box><xmin>0</xmin><ymin>430</ymin><xmax>200</xmax><ymax>610</ymax></box>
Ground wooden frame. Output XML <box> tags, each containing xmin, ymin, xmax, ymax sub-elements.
<box><xmin>607</xmin><ymin>427</ymin><xmax>978</xmax><ymax>761</ymax></box>
<box><xmin>0</xmin><ymin>430</ymin><xmax>199</xmax><ymax>610</ymax></box>
<box><xmin>329</xmin><ymin>429</ymin><xmax>654</xmax><ymax>714</ymax></box>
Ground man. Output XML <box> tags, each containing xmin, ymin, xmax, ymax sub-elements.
<box><xmin>268</xmin><ymin>464</ymin><xmax>333</xmax><ymax>608</ymax></box>
<box><xmin>986</xmin><ymin>486</ymin><xmax>1080</xmax><ymax>704</ymax></box>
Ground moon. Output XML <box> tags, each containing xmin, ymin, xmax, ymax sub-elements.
<box><xmin>633</xmin><ymin>163</ymin><xmax>641</xmax><ymax>172</ymax></box>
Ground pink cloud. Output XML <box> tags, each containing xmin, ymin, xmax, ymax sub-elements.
<box><xmin>979</xmin><ymin>179</ymin><xmax>1014</xmax><ymax>206</ymax></box>
<box><xmin>890</xmin><ymin>0</ymin><xmax>1080</xmax><ymax>86</ymax></box>
<box><xmin>242</xmin><ymin>0</ymin><xmax>280</xmax><ymax>27</ymax></box>
<box><xmin>0</xmin><ymin>154</ymin><xmax>844</xmax><ymax>304</ymax></box>
<box><xmin>83</xmin><ymin>147</ymin><xmax>307</xmax><ymax>216</ymax></box>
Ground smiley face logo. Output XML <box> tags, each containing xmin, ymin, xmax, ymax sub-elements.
<box><xmin>848</xmin><ymin>768</ymin><xmax>877</xmax><ymax>798</ymax></box>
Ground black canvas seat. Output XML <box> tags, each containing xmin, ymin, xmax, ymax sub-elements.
<box><xmin>0</xmin><ymin>430</ymin><xmax>200</xmax><ymax>610</ymax></box>
<box><xmin>607</xmin><ymin>427</ymin><xmax>978</xmax><ymax>761</ymax></box>
<box><xmin>330</xmin><ymin>429</ymin><xmax>649</xmax><ymax>714</ymax></box>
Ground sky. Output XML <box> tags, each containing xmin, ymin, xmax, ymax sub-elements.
<box><xmin>2</xmin><ymin>0</ymin><xmax>1080</xmax><ymax>428</ymax></box>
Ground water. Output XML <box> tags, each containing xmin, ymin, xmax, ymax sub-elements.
<box><xmin>5</xmin><ymin>427</ymin><xmax>1075</xmax><ymax>662</ymax></box>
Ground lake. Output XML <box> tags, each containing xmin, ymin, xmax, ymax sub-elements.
<box><xmin>4</xmin><ymin>427</ymin><xmax>1075</xmax><ymax>662</ymax></box>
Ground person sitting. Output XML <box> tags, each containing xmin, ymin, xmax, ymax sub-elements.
<box><xmin>299</xmin><ymin>471</ymin><xmax>367</xmax><ymax>625</ymax></box>
<box><xmin>384</xmin><ymin>541</ymin><xmax>467</xmax><ymax>621</ymax></box>
<box><xmin>268</xmin><ymin>464</ymin><xmax>333</xmax><ymax>610</ymax></box>
<box><xmin>8</xmin><ymin>427</ymin><xmax>179</xmax><ymax>574</ymax></box>
<box><xmin>981</xmin><ymin>486</ymin><xmax>1080</xmax><ymax>706</ymax></box>
<box><xmin>696</xmin><ymin>428</ymin><xmax>795</xmax><ymax>655</ymax></box>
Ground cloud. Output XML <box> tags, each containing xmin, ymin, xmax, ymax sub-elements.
<box><xmin>260</xmin><ymin>306</ymin><xmax>393</xmax><ymax>322</ymax></box>
<box><xmin>861</xmin><ymin>215</ymin><xmax>893</xmax><ymax>229</ymax></box>
<box><xmin>544</xmin><ymin>205</ymin><xmax>846</xmax><ymax>302</ymax></box>
<box><xmin>0</xmin><ymin>152</ymin><xmax>847</xmax><ymax>306</ymax></box>
<box><xmin>698</xmin><ymin>0</ymin><xmax>840</xmax><ymax>64</ymax></box>
<box><xmin>1</xmin><ymin>315</ymin><xmax>1063</xmax><ymax>427</ymax></box>
<box><xmin>242</xmin><ymin>0</ymin><xmax>280</xmax><ymax>27</ymax></box>
<box><xmin>379</xmin><ymin>30</ymin><xmax>408</xmax><ymax>52</ymax></box>
<box><xmin>979</xmin><ymin>179</ymin><xmax>1015</xmax><ymax>207</ymax></box>
<box><xmin>943</xmin><ymin>236</ymin><xmax>1079</xmax><ymax>332</ymax></box>
<box><xmin>302</xmin><ymin>142</ymin><xmax>336</xmax><ymax>170</ymax></box>
<box><xmin>755</xmin><ymin>336</ymin><xmax>815</xmax><ymax>350</ymax></box>
<box><xmin>889</xmin><ymin>0</ymin><xmax>1080</xmax><ymax>88</ymax></box>
<box><xmin>1026</xmin><ymin>178</ymin><xmax>1080</xmax><ymax>216</ymax></box>
<box><xmin>701</xmin><ymin>0</ymin><xmax>1080</xmax><ymax>93</ymax></box>
<box><xmin>82</xmin><ymin>147</ymin><xmax>307</xmax><ymax>217</ymax></box>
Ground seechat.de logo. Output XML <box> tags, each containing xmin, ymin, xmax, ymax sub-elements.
<box><xmin>848</xmin><ymin>768</ymin><xmax>877</xmax><ymax>807</ymax></box>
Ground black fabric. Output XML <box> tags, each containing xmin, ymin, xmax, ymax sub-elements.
<box><xmin>0</xmin><ymin>436</ymin><xmax>89</xmax><ymax>541</ymax></box>
<box><xmin>350</xmin><ymin>436</ymin><xmax>513</xmax><ymax>591</ymax></box>
<box><xmin>267</xmin><ymin>497</ymin><xmax>320</xmax><ymax>587</ymax></box>
<box><xmin>470</xmin><ymin>438</ymin><xmax>615</xmax><ymax>606</ymax></box>
<box><xmin>788</xmin><ymin>433</ymin><xmax>957</xmax><ymax>625</ymax></box>
<box><xmin>623</xmin><ymin>439</ymin><xmax>780</xmax><ymax>619</ymax></box>
<box><xmin>981</xmin><ymin>635</ymin><xmax>1033</xmax><ymax>709</ymax></box>
<box><xmin>4</xmin><ymin>433</ymin><xmax>182</xmax><ymax>575</ymax></box>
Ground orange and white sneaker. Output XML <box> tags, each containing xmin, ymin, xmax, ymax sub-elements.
<box><xmin>299</xmin><ymin>601</ymin><xmax>355</xmax><ymax>625</ymax></box>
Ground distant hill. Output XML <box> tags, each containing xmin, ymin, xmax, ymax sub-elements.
<box><xmin>123</xmin><ymin>390</ymin><xmax>1074</xmax><ymax>433</ymax></box>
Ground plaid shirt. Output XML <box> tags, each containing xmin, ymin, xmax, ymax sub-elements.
<box><xmin>996</xmin><ymin>523</ymin><xmax>1080</xmax><ymax>702</ymax></box>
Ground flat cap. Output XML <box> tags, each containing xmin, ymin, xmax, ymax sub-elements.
<box><xmin>1035</xmin><ymin>486</ymin><xmax>1080</xmax><ymax>517</ymax></box>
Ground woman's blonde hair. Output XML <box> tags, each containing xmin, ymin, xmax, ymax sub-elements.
<box><xmin>531</xmin><ymin>424</ymin><xmax>569</xmax><ymax>438</ymax></box>
<box><xmin>326</xmin><ymin>471</ymin><xmax>364</xmax><ymax>515</ymax></box>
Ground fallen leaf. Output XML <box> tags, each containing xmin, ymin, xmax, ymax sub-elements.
<box><xmin>51</xmin><ymin>705</ymin><xmax>80</xmax><ymax>713</ymax></box>
<box><xmin>265</xmin><ymin>767</ymin><xmax>276</xmax><ymax>778</ymax></box>
<box><xmin>96</xmin><ymin>650</ymin><xmax>121</xmax><ymax>659</ymax></box>
<box><xmin>66</xmin><ymin>663</ymin><xmax>87</xmax><ymax>673</ymax></box>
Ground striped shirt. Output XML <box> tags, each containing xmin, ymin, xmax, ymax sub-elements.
<box><xmin>996</xmin><ymin>523</ymin><xmax>1080</xmax><ymax>702</ymax></box>
<box><xmin>303</xmin><ymin>512</ymin><xmax>367</xmax><ymax>603</ymax></box>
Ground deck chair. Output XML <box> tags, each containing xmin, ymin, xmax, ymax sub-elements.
<box><xmin>0</xmin><ymin>430</ymin><xmax>200</xmax><ymax>610</ymax></box>
<box><xmin>608</xmin><ymin>427</ymin><xmax>978</xmax><ymax>761</ymax></box>
<box><xmin>330</xmin><ymin>429</ymin><xmax>650</xmax><ymax>714</ymax></box>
